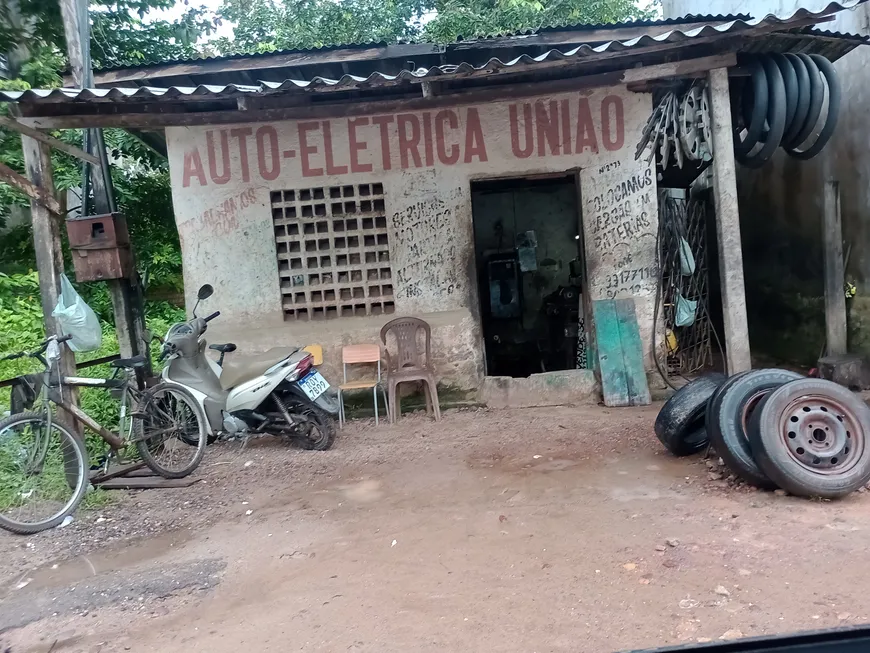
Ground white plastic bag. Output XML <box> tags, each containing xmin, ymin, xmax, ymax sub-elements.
<box><xmin>51</xmin><ymin>274</ymin><xmax>102</xmax><ymax>352</ymax></box>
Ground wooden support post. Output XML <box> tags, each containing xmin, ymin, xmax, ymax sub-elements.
<box><xmin>21</xmin><ymin>135</ymin><xmax>81</xmax><ymax>432</ymax></box>
<box><xmin>60</xmin><ymin>0</ymin><xmax>150</xmax><ymax>372</ymax></box>
<box><xmin>823</xmin><ymin>180</ymin><xmax>848</xmax><ymax>356</ymax></box>
<box><xmin>708</xmin><ymin>67</ymin><xmax>751</xmax><ymax>374</ymax></box>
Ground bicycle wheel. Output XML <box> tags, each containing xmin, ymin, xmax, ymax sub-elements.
<box><xmin>0</xmin><ymin>411</ymin><xmax>89</xmax><ymax>535</ymax></box>
<box><xmin>134</xmin><ymin>383</ymin><xmax>208</xmax><ymax>479</ymax></box>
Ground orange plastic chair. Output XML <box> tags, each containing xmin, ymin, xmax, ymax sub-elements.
<box><xmin>338</xmin><ymin>344</ymin><xmax>389</xmax><ymax>427</ymax></box>
<box><xmin>380</xmin><ymin>317</ymin><xmax>441</xmax><ymax>422</ymax></box>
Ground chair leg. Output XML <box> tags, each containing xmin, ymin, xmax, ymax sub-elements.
<box><xmin>424</xmin><ymin>382</ymin><xmax>433</xmax><ymax>416</ymax></box>
<box><xmin>389</xmin><ymin>380</ymin><xmax>399</xmax><ymax>423</ymax></box>
<box><xmin>382</xmin><ymin>386</ymin><xmax>391</xmax><ymax>423</ymax></box>
<box><xmin>426</xmin><ymin>379</ymin><xmax>441</xmax><ymax>422</ymax></box>
<box><xmin>373</xmin><ymin>385</ymin><xmax>379</xmax><ymax>426</ymax></box>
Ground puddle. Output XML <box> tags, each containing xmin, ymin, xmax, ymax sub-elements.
<box><xmin>1</xmin><ymin>530</ymin><xmax>192</xmax><ymax>599</ymax></box>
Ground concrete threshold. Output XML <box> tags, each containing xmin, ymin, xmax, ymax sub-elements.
<box><xmin>480</xmin><ymin>370</ymin><xmax>600</xmax><ymax>408</ymax></box>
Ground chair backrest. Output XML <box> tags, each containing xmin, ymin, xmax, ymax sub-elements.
<box><xmin>303</xmin><ymin>344</ymin><xmax>323</xmax><ymax>366</ymax></box>
<box><xmin>341</xmin><ymin>343</ymin><xmax>382</xmax><ymax>383</ymax></box>
<box><xmin>380</xmin><ymin>317</ymin><xmax>432</xmax><ymax>371</ymax></box>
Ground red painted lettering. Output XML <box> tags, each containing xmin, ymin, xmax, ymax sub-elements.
<box><xmin>229</xmin><ymin>127</ymin><xmax>253</xmax><ymax>182</ymax></box>
<box><xmin>348</xmin><ymin>117</ymin><xmax>373</xmax><ymax>173</ymax></box>
<box><xmin>601</xmin><ymin>95</ymin><xmax>625</xmax><ymax>151</ymax></box>
<box><xmin>206</xmin><ymin>130</ymin><xmax>231</xmax><ymax>184</ymax></box>
<box><xmin>322</xmin><ymin>121</ymin><xmax>348</xmax><ymax>175</ymax></box>
<box><xmin>256</xmin><ymin>126</ymin><xmax>280</xmax><ymax>181</ymax></box>
<box><xmin>182</xmin><ymin>148</ymin><xmax>207</xmax><ymax>187</ymax></box>
<box><xmin>372</xmin><ymin>115</ymin><xmax>394</xmax><ymax>170</ymax></box>
<box><xmin>397</xmin><ymin>114</ymin><xmax>423</xmax><ymax>169</ymax></box>
<box><xmin>435</xmin><ymin>110</ymin><xmax>459</xmax><ymax>165</ymax></box>
<box><xmin>575</xmin><ymin>98</ymin><xmax>599</xmax><ymax>154</ymax></box>
<box><xmin>560</xmin><ymin>99</ymin><xmax>572</xmax><ymax>155</ymax></box>
<box><xmin>535</xmin><ymin>100</ymin><xmax>560</xmax><ymax>157</ymax></box>
<box><xmin>464</xmin><ymin>108</ymin><xmax>488</xmax><ymax>163</ymax></box>
<box><xmin>509</xmin><ymin>104</ymin><xmax>533</xmax><ymax>159</ymax></box>
<box><xmin>422</xmin><ymin>112</ymin><xmax>434</xmax><ymax>167</ymax></box>
<box><xmin>298</xmin><ymin>122</ymin><xmax>323</xmax><ymax>177</ymax></box>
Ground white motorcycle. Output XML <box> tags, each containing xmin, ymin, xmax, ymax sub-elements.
<box><xmin>158</xmin><ymin>284</ymin><xmax>339</xmax><ymax>450</ymax></box>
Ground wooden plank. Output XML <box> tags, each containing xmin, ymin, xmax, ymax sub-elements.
<box><xmin>614</xmin><ymin>298</ymin><xmax>651</xmax><ymax>406</ymax></box>
<box><xmin>0</xmin><ymin>116</ymin><xmax>100</xmax><ymax>165</ymax></box>
<box><xmin>823</xmin><ymin>180</ymin><xmax>847</xmax><ymax>356</ymax></box>
<box><xmin>96</xmin><ymin>476</ymin><xmax>202</xmax><ymax>490</ymax></box>
<box><xmin>20</xmin><ymin>53</ymin><xmax>739</xmax><ymax>130</ymax></box>
<box><xmin>708</xmin><ymin>67</ymin><xmax>751</xmax><ymax>374</ymax></box>
<box><xmin>90</xmin><ymin>460</ymin><xmax>146</xmax><ymax>483</ymax></box>
<box><xmin>0</xmin><ymin>161</ymin><xmax>62</xmax><ymax>214</ymax></box>
<box><xmin>592</xmin><ymin>299</ymin><xmax>631</xmax><ymax>407</ymax></box>
<box><xmin>21</xmin><ymin>135</ymin><xmax>81</xmax><ymax>435</ymax></box>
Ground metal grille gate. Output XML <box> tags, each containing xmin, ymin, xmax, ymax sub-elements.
<box><xmin>659</xmin><ymin>189</ymin><xmax>714</xmax><ymax>375</ymax></box>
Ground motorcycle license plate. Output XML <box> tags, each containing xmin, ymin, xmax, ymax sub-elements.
<box><xmin>298</xmin><ymin>370</ymin><xmax>329</xmax><ymax>400</ymax></box>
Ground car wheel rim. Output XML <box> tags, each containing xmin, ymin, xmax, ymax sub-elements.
<box><xmin>778</xmin><ymin>394</ymin><xmax>863</xmax><ymax>474</ymax></box>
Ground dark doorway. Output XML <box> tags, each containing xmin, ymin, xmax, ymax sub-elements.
<box><xmin>471</xmin><ymin>175</ymin><xmax>587</xmax><ymax>378</ymax></box>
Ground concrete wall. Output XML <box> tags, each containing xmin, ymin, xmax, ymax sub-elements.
<box><xmin>165</xmin><ymin>86</ymin><xmax>657</xmax><ymax>389</ymax></box>
<box><xmin>662</xmin><ymin>0</ymin><xmax>870</xmax><ymax>362</ymax></box>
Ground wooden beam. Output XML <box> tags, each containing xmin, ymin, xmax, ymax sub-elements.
<box><xmin>0</xmin><ymin>115</ymin><xmax>101</xmax><ymax>165</ymax></box>
<box><xmin>19</xmin><ymin>53</ymin><xmax>738</xmax><ymax>130</ymax></box>
<box><xmin>823</xmin><ymin>180</ymin><xmax>848</xmax><ymax>356</ymax></box>
<box><xmin>0</xmin><ymin>161</ymin><xmax>63</xmax><ymax>214</ymax></box>
<box><xmin>708</xmin><ymin>67</ymin><xmax>751</xmax><ymax>374</ymax></box>
<box><xmin>21</xmin><ymin>135</ymin><xmax>81</xmax><ymax>433</ymax></box>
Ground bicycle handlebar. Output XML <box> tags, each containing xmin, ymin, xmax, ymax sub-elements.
<box><xmin>204</xmin><ymin>311</ymin><xmax>220</xmax><ymax>322</ymax></box>
<box><xmin>0</xmin><ymin>334</ymin><xmax>72</xmax><ymax>362</ymax></box>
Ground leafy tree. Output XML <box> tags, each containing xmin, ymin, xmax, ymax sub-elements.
<box><xmin>214</xmin><ymin>0</ymin><xmax>652</xmax><ymax>54</ymax></box>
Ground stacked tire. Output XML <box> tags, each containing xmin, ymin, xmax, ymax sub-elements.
<box><xmin>655</xmin><ymin>371</ymin><xmax>870</xmax><ymax>498</ymax></box>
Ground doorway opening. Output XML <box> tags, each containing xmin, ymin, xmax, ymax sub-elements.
<box><xmin>471</xmin><ymin>174</ymin><xmax>588</xmax><ymax>378</ymax></box>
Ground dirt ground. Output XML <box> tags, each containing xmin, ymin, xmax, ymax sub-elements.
<box><xmin>2</xmin><ymin>404</ymin><xmax>870</xmax><ymax>653</ymax></box>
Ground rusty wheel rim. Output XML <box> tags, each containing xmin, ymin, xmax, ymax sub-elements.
<box><xmin>740</xmin><ymin>389</ymin><xmax>769</xmax><ymax>436</ymax></box>
<box><xmin>777</xmin><ymin>394</ymin><xmax>865</xmax><ymax>474</ymax></box>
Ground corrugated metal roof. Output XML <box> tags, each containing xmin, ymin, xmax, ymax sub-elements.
<box><xmin>2</xmin><ymin>2</ymin><xmax>865</xmax><ymax>106</ymax></box>
<box><xmin>93</xmin><ymin>14</ymin><xmax>751</xmax><ymax>72</ymax></box>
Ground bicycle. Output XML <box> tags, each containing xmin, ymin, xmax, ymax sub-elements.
<box><xmin>0</xmin><ymin>334</ymin><xmax>208</xmax><ymax>534</ymax></box>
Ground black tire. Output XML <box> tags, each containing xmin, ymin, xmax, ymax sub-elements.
<box><xmin>734</xmin><ymin>59</ymin><xmax>769</xmax><ymax>157</ymax></box>
<box><xmin>739</xmin><ymin>56</ymin><xmax>787</xmax><ymax>169</ymax></box>
<box><xmin>785</xmin><ymin>54</ymin><xmax>840</xmax><ymax>160</ymax></box>
<box><xmin>747</xmin><ymin>379</ymin><xmax>870</xmax><ymax>498</ymax></box>
<box><xmin>783</xmin><ymin>53</ymin><xmax>811</xmax><ymax>146</ymax></box>
<box><xmin>285</xmin><ymin>398</ymin><xmax>336</xmax><ymax>451</ymax></box>
<box><xmin>135</xmin><ymin>383</ymin><xmax>208</xmax><ymax>479</ymax></box>
<box><xmin>0</xmin><ymin>412</ymin><xmax>89</xmax><ymax>535</ymax></box>
<box><xmin>654</xmin><ymin>374</ymin><xmax>726</xmax><ymax>456</ymax></box>
<box><xmin>784</xmin><ymin>53</ymin><xmax>824</xmax><ymax>151</ymax></box>
<box><xmin>706</xmin><ymin>369</ymin><xmax>803</xmax><ymax>488</ymax></box>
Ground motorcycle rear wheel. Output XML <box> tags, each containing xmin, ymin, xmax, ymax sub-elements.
<box><xmin>284</xmin><ymin>397</ymin><xmax>335</xmax><ymax>451</ymax></box>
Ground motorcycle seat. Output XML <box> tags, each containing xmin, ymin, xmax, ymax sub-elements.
<box><xmin>219</xmin><ymin>347</ymin><xmax>297</xmax><ymax>390</ymax></box>
<box><xmin>209</xmin><ymin>343</ymin><xmax>237</xmax><ymax>353</ymax></box>
<box><xmin>111</xmin><ymin>355</ymin><xmax>148</xmax><ymax>369</ymax></box>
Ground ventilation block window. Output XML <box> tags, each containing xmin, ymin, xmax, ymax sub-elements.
<box><xmin>272</xmin><ymin>183</ymin><xmax>395</xmax><ymax>320</ymax></box>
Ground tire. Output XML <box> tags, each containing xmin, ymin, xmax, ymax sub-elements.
<box><xmin>734</xmin><ymin>60</ymin><xmax>768</xmax><ymax>157</ymax></box>
<box><xmin>285</xmin><ymin>398</ymin><xmax>336</xmax><ymax>451</ymax></box>
<box><xmin>783</xmin><ymin>53</ymin><xmax>811</xmax><ymax>146</ymax></box>
<box><xmin>654</xmin><ymin>374</ymin><xmax>726</xmax><ymax>456</ymax></box>
<box><xmin>739</xmin><ymin>56</ymin><xmax>787</xmax><ymax>169</ymax></box>
<box><xmin>706</xmin><ymin>369</ymin><xmax>804</xmax><ymax>488</ymax></box>
<box><xmin>135</xmin><ymin>383</ymin><xmax>208</xmax><ymax>479</ymax></box>
<box><xmin>747</xmin><ymin>379</ymin><xmax>870</xmax><ymax>498</ymax></box>
<box><xmin>784</xmin><ymin>53</ymin><xmax>824</xmax><ymax>151</ymax></box>
<box><xmin>785</xmin><ymin>54</ymin><xmax>840</xmax><ymax>160</ymax></box>
<box><xmin>0</xmin><ymin>412</ymin><xmax>89</xmax><ymax>535</ymax></box>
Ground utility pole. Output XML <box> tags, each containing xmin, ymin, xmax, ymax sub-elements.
<box><xmin>59</xmin><ymin>0</ymin><xmax>150</xmax><ymax>371</ymax></box>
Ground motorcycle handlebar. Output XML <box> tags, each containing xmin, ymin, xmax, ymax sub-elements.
<box><xmin>203</xmin><ymin>311</ymin><xmax>220</xmax><ymax>323</ymax></box>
